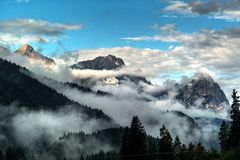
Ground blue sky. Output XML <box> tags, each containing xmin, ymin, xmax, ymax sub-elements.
<box><xmin>1</xmin><ymin>0</ymin><xmax>240</xmax><ymax>56</ymax></box>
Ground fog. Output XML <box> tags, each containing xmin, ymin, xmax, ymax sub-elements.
<box><xmin>0</xmin><ymin>50</ymin><xmax>229</xmax><ymax>151</ymax></box>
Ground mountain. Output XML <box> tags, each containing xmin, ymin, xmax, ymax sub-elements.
<box><xmin>154</xmin><ymin>72</ymin><xmax>229</xmax><ymax>111</ymax></box>
<box><xmin>0</xmin><ymin>58</ymin><xmax>113</xmax><ymax>122</ymax></box>
<box><xmin>71</xmin><ymin>55</ymin><xmax>151</xmax><ymax>86</ymax></box>
<box><xmin>15</xmin><ymin>44</ymin><xmax>55</xmax><ymax>65</ymax></box>
<box><xmin>0</xmin><ymin>46</ymin><xmax>11</xmax><ymax>56</ymax></box>
<box><xmin>71</xmin><ymin>54</ymin><xmax>125</xmax><ymax>70</ymax></box>
<box><xmin>176</xmin><ymin>72</ymin><xmax>229</xmax><ymax>111</ymax></box>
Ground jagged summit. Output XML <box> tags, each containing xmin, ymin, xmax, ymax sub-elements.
<box><xmin>16</xmin><ymin>44</ymin><xmax>34</xmax><ymax>55</ymax></box>
<box><xmin>153</xmin><ymin>72</ymin><xmax>229</xmax><ymax>112</ymax></box>
<box><xmin>15</xmin><ymin>44</ymin><xmax>55</xmax><ymax>65</ymax></box>
<box><xmin>176</xmin><ymin>72</ymin><xmax>229</xmax><ymax>111</ymax></box>
<box><xmin>71</xmin><ymin>54</ymin><xmax>125</xmax><ymax>70</ymax></box>
<box><xmin>192</xmin><ymin>72</ymin><xmax>214</xmax><ymax>82</ymax></box>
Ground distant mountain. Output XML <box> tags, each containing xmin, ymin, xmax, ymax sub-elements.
<box><xmin>154</xmin><ymin>72</ymin><xmax>229</xmax><ymax>111</ymax></box>
<box><xmin>0</xmin><ymin>46</ymin><xmax>11</xmax><ymax>56</ymax></box>
<box><xmin>116</xmin><ymin>74</ymin><xmax>152</xmax><ymax>85</ymax></box>
<box><xmin>176</xmin><ymin>72</ymin><xmax>229</xmax><ymax>111</ymax></box>
<box><xmin>71</xmin><ymin>55</ymin><xmax>151</xmax><ymax>86</ymax></box>
<box><xmin>71</xmin><ymin>54</ymin><xmax>125</xmax><ymax>70</ymax></box>
<box><xmin>0</xmin><ymin>58</ymin><xmax>113</xmax><ymax>122</ymax></box>
<box><xmin>15</xmin><ymin>44</ymin><xmax>55</xmax><ymax>65</ymax></box>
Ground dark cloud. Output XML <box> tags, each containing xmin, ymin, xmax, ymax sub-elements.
<box><xmin>163</xmin><ymin>0</ymin><xmax>240</xmax><ymax>21</ymax></box>
<box><xmin>189</xmin><ymin>0</ymin><xmax>220</xmax><ymax>15</ymax></box>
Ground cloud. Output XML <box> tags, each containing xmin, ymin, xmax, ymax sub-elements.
<box><xmin>0</xmin><ymin>19</ymin><xmax>82</xmax><ymax>45</ymax></box>
<box><xmin>163</xmin><ymin>0</ymin><xmax>240</xmax><ymax>21</ymax></box>
<box><xmin>122</xmin><ymin>25</ymin><xmax>240</xmax><ymax>97</ymax></box>
<box><xmin>151</xmin><ymin>23</ymin><xmax>176</xmax><ymax>33</ymax></box>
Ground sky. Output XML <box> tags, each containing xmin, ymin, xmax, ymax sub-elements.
<box><xmin>0</xmin><ymin>0</ymin><xmax>239</xmax><ymax>54</ymax></box>
<box><xmin>0</xmin><ymin>0</ymin><xmax>240</xmax><ymax>98</ymax></box>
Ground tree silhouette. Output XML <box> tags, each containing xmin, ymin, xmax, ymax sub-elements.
<box><xmin>120</xmin><ymin>116</ymin><xmax>147</xmax><ymax>160</ymax></box>
<box><xmin>219</xmin><ymin>121</ymin><xmax>230</xmax><ymax>152</ymax></box>
<box><xmin>229</xmin><ymin>89</ymin><xmax>240</xmax><ymax>148</ymax></box>
<box><xmin>159</xmin><ymin>125</ymin><xmax>174</xmax><ymax>160</ymax></box>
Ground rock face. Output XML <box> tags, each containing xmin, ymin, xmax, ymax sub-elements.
<box><xmin>153</xmin><ymin>72</ymin><xmax>229</xmax><ymax>111</ymax></box>
<box><xmin>15</xmin><ymin>44</ymin><xmax>55</xmax><ymax>65</ymax></box>
<box><xmin>71</xmin><ymin>55</ymin><xmax>125</xmax><ymax>70</ymax></box>
<box><xmin>175</xmin><ymin>73</ymin><xmax>229</xmax><ymax>111</ymax></box>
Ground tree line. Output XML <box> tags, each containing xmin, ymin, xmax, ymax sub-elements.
<box><xmin>0</xmin><ymin>89</ymin><xmax>239</xmax><ymax>160</ymax></box>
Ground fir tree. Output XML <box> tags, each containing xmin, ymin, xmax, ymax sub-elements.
<box><xmin>229</xmin><ymin>89</ymin><xmax>240</xmax><ymax>148</ymax></box>
<box><xmin>159</xmin><ymin>125</ymin><xmax>174</xmax><ymax>160</ymax></box>
<box><xmin>0</xmin><ymin>150</ymin><xmax>3</xmax><ymax>160</ymax></box>
<box><xmin>187</xmin><ymin>143</ymin><xmax>195</xmax><ymax>160</ymax></box>
<box><xmin>120</xmin><ymin>116</ymin><xmax>148</xmax><ymax>160</ymax></box>
<box><xmin>148</xmin><ymin>138</ymin><xmax>157</xmax><ymax>160</ymax></box>
<box><xmin>219</xmin><ymin>121</ymin><xmax>230</xmax><ymax>152</ymax></box>
<box><xmin>80</xmin><ymin>154</ymin><xmax>85</xmax><ymax>160</ymax></box>
<box><xmin>193</xmin><ymin>142</ymin><xmax>208</xmax><ymax>160</ymax></box>
<box><xmin>173</xmin><ymin>136</ymin><xmax>182</xmax><ymax>160</ymax></box>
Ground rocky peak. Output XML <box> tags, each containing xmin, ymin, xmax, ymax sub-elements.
<box><xmin>16</xmin><ymin>44</ymin><xmax>34</xmax><ymax>56</ymax></box>
<box><xmin>15</xmin><ymin>44</ymin><xmax>55</xmax><ymax>65</ymax></box>
<box><xmin>176</xmin><ymin>72</ymin><xmax>229</xmax><ymax>111</ymax></box>
<box><xmin>153</xmin><ymin>72</ymin><xmax>229</xmax><ymax>112</ymax></box>
<box><xmin>71</xmin><ymin>54</ymin><xmax>125</xmax><ymax>70</ymax></box>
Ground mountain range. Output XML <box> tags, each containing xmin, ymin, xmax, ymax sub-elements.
<box><xmin>0</xmin><ymin>44</ymin><xmax>231</xmax><ymax>159</ymax></box>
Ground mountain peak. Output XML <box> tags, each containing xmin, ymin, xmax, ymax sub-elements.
<box><xmin>16</xmin><ymin>44</ymin><xmax>34</xmax><ymax>55</ymax></box>
<box><xmin>71</xmin><ymin>54</ymin><xmax>125</xmax><ymax>70</ymax></box>
<box><xmin>15</xmin><ymin>44</ymin><xmax>55</xmax><ymax>65</ymax></box>
<box><xmin>193</xmin><ymin>72</ymin><xmax>214</xmax><ymax>82</ymax></box>
<box><xmin>175</xmin><ymin>72</ymin><xmax>229</xmax><ymax>111</ymax></box>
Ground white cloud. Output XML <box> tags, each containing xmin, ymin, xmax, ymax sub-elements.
<box><xmin>0</xmin><ymin>19</ymin><xmax>82</xmax><ymax>45</ymax></box>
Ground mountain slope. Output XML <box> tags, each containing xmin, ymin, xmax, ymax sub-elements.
<box><xmin>0</xmin><ymin>46</ymin><xmax>11</xmax><ymax>56</ymax></box>
<box><xmin>15</xmin><ymin>44</ymin><xmax>55</xmax><ymax>65</ymax></box>
<box><xmin>71</xmin><ymin>55</ymin><xmax>125</xmax><ymax>70</ymax></box>
<box><xmin>0</xmin><ymin>58</ymin><xmax>112</xmax><ymax>121</ymax></box>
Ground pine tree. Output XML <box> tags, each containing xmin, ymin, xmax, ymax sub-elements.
<box><xmin>229</xmin><ymin>89</ymin><xmax>240</xmax><ymax>148</ymax></box>
<box><xmin>5</xmin><ymin>147</ymin><xmax>17</xmax><ymax>160</ymax></box>
<box><xmin>120</xmin><ymin>127</ymin><xmax>130</xmax><ymax>157</ymax></box>
<box><xmin>187</xmin><ymin>143</ymin><xmax>195</xmax><ymax>160</ymax></box>
<box><xmin>193</xmin><ymin>142</ymin><xmax>208</xmax><ymax>160</ymax></box>
<box><xmin>0</xmin><ymin>150</ymin><xmax>3</xmax><ymax>160</ymax></box>
<box><xmin>80</xmin><ymin>154</ymin><xmax>85</xmax><ymax>160</ymax></box>
<box><xmin>148</xmin><ymin>138</ymin><xmax>157</xmax><ymax>160</ymax></box>
<box><xmin>120</xmin><ymin>116</ymin><xmax>148</xmax><ymax>160</ymax></box>
<box><xmin>179</xmin><ymin>144</ymin><xmax>188</xmax><ymax>160</ymax></box>
<box><xmin>159</xmin><ymin>125</ymin><xmax>174</xmax><ymax>160</ymax></box>
<box><xmin>173</xmin><ymin>136</ymin><xmax>182</xmax><ymax>160</ymax></box>
<box><xmin>219</xmin><ymin>121</ymin><xmax>230</xmax><ymax>152</ymax></box>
